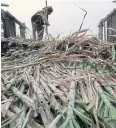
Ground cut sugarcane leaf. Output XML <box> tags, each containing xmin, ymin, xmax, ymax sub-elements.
<box><xmin>72</xmin><ymin>117</ymin><xmax>81</xmax><ymax>128</ymax></box>
<box><xmin>74</xmin><ymin>108</ymin><xmax>92</xmax><ymax>125</ymax></box>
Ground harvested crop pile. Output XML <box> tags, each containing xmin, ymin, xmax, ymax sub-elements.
<box><xmin>1</xmin><ymin>29</ymin><xmax>116</xmax><ymax>128</ymax></box>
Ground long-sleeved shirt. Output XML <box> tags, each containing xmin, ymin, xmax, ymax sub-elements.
<box><xmin>31</xmin><ymin>10</ymin><xmax>49</xmax><ymax>25</ymax></box>
<box><xmin>31</xmin><ymin>11</ymin><xmax>44</xmax><ymax>25</ymax></box>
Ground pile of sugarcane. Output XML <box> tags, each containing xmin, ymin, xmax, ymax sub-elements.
<box><xmin>1</xmin><ymin>29</ymin><xmax>116</xmax><ymax>128</ymax></box>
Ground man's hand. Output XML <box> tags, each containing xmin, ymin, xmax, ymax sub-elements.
<box><xmin>45</xmin><ymin>22</ymin><xmax>50</xmax><ymax>26</ymax></box>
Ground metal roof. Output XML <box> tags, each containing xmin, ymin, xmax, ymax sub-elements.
<box><xmin>98</xmin><ymin>8</ymin><xmax>116</xmax><ymax>27</ymax></box>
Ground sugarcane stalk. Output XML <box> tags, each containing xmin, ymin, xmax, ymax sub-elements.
<box><xmin>29</xmin><ymin>75</ymin><xmax>52</xmax><ymax>127</ymax></box>
<box><xmin>38</xmin><ymin>109</ymin><xmax>49</xmax><ymax>128</ymax></box>
<box><xmin>31</xmin><ymin>77</ymin><xmax>55</xmax><ymax>122</ymax></box>
<box><xmin>11</xmin><ymin>86</ymin><xmax>35</xmax><ymax>109</ymax></box>
<box><xmin>29</xmin><ymin>119</ymin><xmax>44</xmax><ymax>128</ymax></box>
<box><xmin>6</xmin><ymin>110</ymin><xmax>15</xmax><ymax>117</ymax></box>
<box><xmin>1</xmin><ymin>95</ymin><xmax>13</xmax><ymax>117</ymax></box>
<box><xmin>35</xmin><ymin>65</ymin><xmax>41</xmax><ymax>83</ymax></box>
<box><xmin>40</xmin><ymin>78</ymin><xmax>52</xmax><ymax>97</ymax></box>
<box><xmin>93</xmin><ymin>108</ymin><xmax>100</xmax><ymax>128</ymax></box>
<box><xmin>19</xmin><ymin>84</ymin><xmax>26</xmax><ymax>108</ymax></box>
<box><xmin>59</xmin><ymin>80</ymin><xmax>75</xmax><ymax>128</ymax></box>
<box><xmin>1</xmin><ymin>58</ymin><xmax>44</xmax><ymax>72</ymax></box>
<box><xmin>79</xmin><ymin>81</ymin><xmax>89</xmax><ymax>103</ymax></box>
<box><xmin>48</xmin><ymin>108</ymin><xmax>67</xmax><ymax>128</ymax></box>
<box><xmin>20</xmin><ymin>104</ymin><xmax>31</xmax><ymax>128</ymax></box>
<box><xmin>22</xmin><ymin>108</ymin><xmax>32</xmax><ymax>128</ymax></box>
<box><xmin>48</xmin><ymin>83</ymin><xmax>67</xmax><ymax>104</ymax></box>
<box><xmin>94</xmin><ymin>81</ymin><xmax>116</xmax><ymax>120</ymax></box>
<box><xmin>2</xmin><ymin>113</ymin><xmax>20</xmax><ymax>128</ymax></box>
<box><xmin>104</xmin><ymin>86</ymin><xmax>116</xmax><ymax>99</ymax></box>
<box><xmin>10</xmin><ymin>105</ymin><xmax>21</xmax><ymax>114</ymax></box>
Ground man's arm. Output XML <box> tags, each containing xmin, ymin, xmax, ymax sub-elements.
<box><xmin>31</xmin><ymin>10</ymin><xmax>42</xmax><ymax>22</ymax></box>
<box><xmin>37</xmin><ymin>13</ymin><xmax>50</xmax><ymax>26</ymax></box>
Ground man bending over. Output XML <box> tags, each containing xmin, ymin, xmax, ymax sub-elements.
<box><xmin>31</xmin><ymin>6</ymin><xmax>53</xmax><ymax>40</ymax></box>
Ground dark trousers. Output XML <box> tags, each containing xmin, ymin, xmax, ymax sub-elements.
<box><xmin>1</xmin><ymin>41</ymin><xmax>9</xmax><ymax>53</ymax></box>
<box><xmin>32</xmin><ymin>23</ymin><xmax>44</xmax><ymax>40</ymax></box>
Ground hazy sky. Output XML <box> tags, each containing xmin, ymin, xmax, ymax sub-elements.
<box><xmin>1</xmin><ymin>0</ymin><xmax>116</xmax><ymax>37</ymax></box>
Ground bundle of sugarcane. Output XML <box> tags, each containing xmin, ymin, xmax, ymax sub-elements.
<box><xmin>1</xmin><ymin>29</ymin><xmax>116</xmax><ymax>128</ymax></box>
<box><xmin>1</xmin><ymin>35</ymin><xmax>115</xmax><ymax>70</ymax></box>
<box><xmin>3</xmin><ymin>29</ymin><xmax>115</xmax><ymax>61</ymax></box>
<box><xmin>1</xmin><ymin>60</ymin><xmax>116</xmax><ymax>128</ymax></box>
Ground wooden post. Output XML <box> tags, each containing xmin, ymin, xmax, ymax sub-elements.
<box><xmin>1</xmin><ymin>3</ymin><xmax>9</xmax><ymax>7</ymax></box>
<box><xmin>104</xmin><ymin>23</ymin><xmax>106</xmax><ymax>41</ymax></box>
<box><xmin>20</xmin><ymin>25</ymin><xmax>26</xmax><ymax>39</ymax></box>
<box><xmin>44</xmin><ymin>0</ymin><xmax>48</xmax><ymax>36</ymax></box>
<box><xmin>99</xmin><ymin>24</ymin><xmax>103</xmax><ymax>40</ymax></box>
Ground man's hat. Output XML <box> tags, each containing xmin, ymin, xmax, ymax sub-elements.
<box><xmin>42</xmin><ymin>6</ymin><xmax>53</xmax><ymax>13</ymax></box>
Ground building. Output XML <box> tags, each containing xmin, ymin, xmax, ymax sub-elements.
<box><xmin>98</xmin><ymin>8</ymin><xmax>116</xmax><ymax>42</ymax></box>
<box><xmin>1</xmin><ymin>9</ymin><xmax>26</xmax><ymax>39</ymax></box>
<box><xmin>1</xmin><ymin>9</ymin><xmax>26</xmax><ymax>53</ymax></box>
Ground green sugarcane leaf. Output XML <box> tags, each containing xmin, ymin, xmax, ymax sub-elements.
<box><xmin>101</xmin><ymin>119</ymin><xmax>114</xmax><ymax>128</ymax></box>
<box><xmin>109</xmin><ymin>106</ymin><xmax>116</xmax><ymax>120</ymax></box>
<box><xmin>112</xmin><ymin>45</ymin><xmax>115</xmax><ymax>61</ymax></box>
<box><xmin>72</xmin><ymin>118</ymin><xmax>81</xmax><ymax>128</ymax></box>
<box><xmin>99</xmin><ymin>106</ymin><xmax>104</xmax><ymax>118</ymax></box>
<box><xmin>69</xmin><ymin>120</ymin><xmax>74</xmax><ymax>128</ymax></box>
<box><xmin>104</xmin><ymin>104</ymin><xmax>109</xmax><ymax>118</ymax></box>
<box><xmin>103</xmin><ymin>84</ymin><xmax>116</xmax><ymax>87</ymax></box>
<box><xmin>98</xmin><ymin>118</ymin><xmax>111</xmax><ymax>128</ymax></box>
<box><xmin>98</xmin><ymin>99</ymin><xmax>103</xmax><ymax>111</ymax></box>
<box><xmin>74</xmin><ymin>108</ymin><xmax>91</xmax><ymax>125</ymax></box>
<box><xmin>103</xmin><ymin>91</ymin><xmax>116</xmax><ymax>103</ymax></box>
<box><xmin>91</xmin><ymin>120</ymin><xmax>97</xmax><ymax>128</ymax></box>
<box><xmin>55</xmin><ymin>102</ymin><xmax>61</xmax><ymax>112</ymax></box>
<box><xmin>99</xmin><ymin>121</ymin><xmax>107</xmax><ymax>128</ymax></box>
<box><xmin>25</xmin><ymin>124</ymin><xmax>32</xmax><ymax>128</ymax></box>
<box><xmin>58</xmin><ymin>116</ymin><xmax>66</xmax><ymax>127</ymax></box>
<box><xmin>75</xmin><ymin>105</ymin><xmax>85</xmax><ymax>113</ymax></box>
<box><xmin>108</xmin><ymin>120</ymin><xmax>116</xmax><ymax>127</ymax></box>
<box><xmin>59</xmin><ymin>119</ymin><xmax>69</xmax><ymax>128</ymax></box>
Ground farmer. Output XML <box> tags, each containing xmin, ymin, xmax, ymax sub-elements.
<box><xmin>31</xmin><ymin>6</ymin><xmax>53</xmax><ymax>40</ymax></box>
